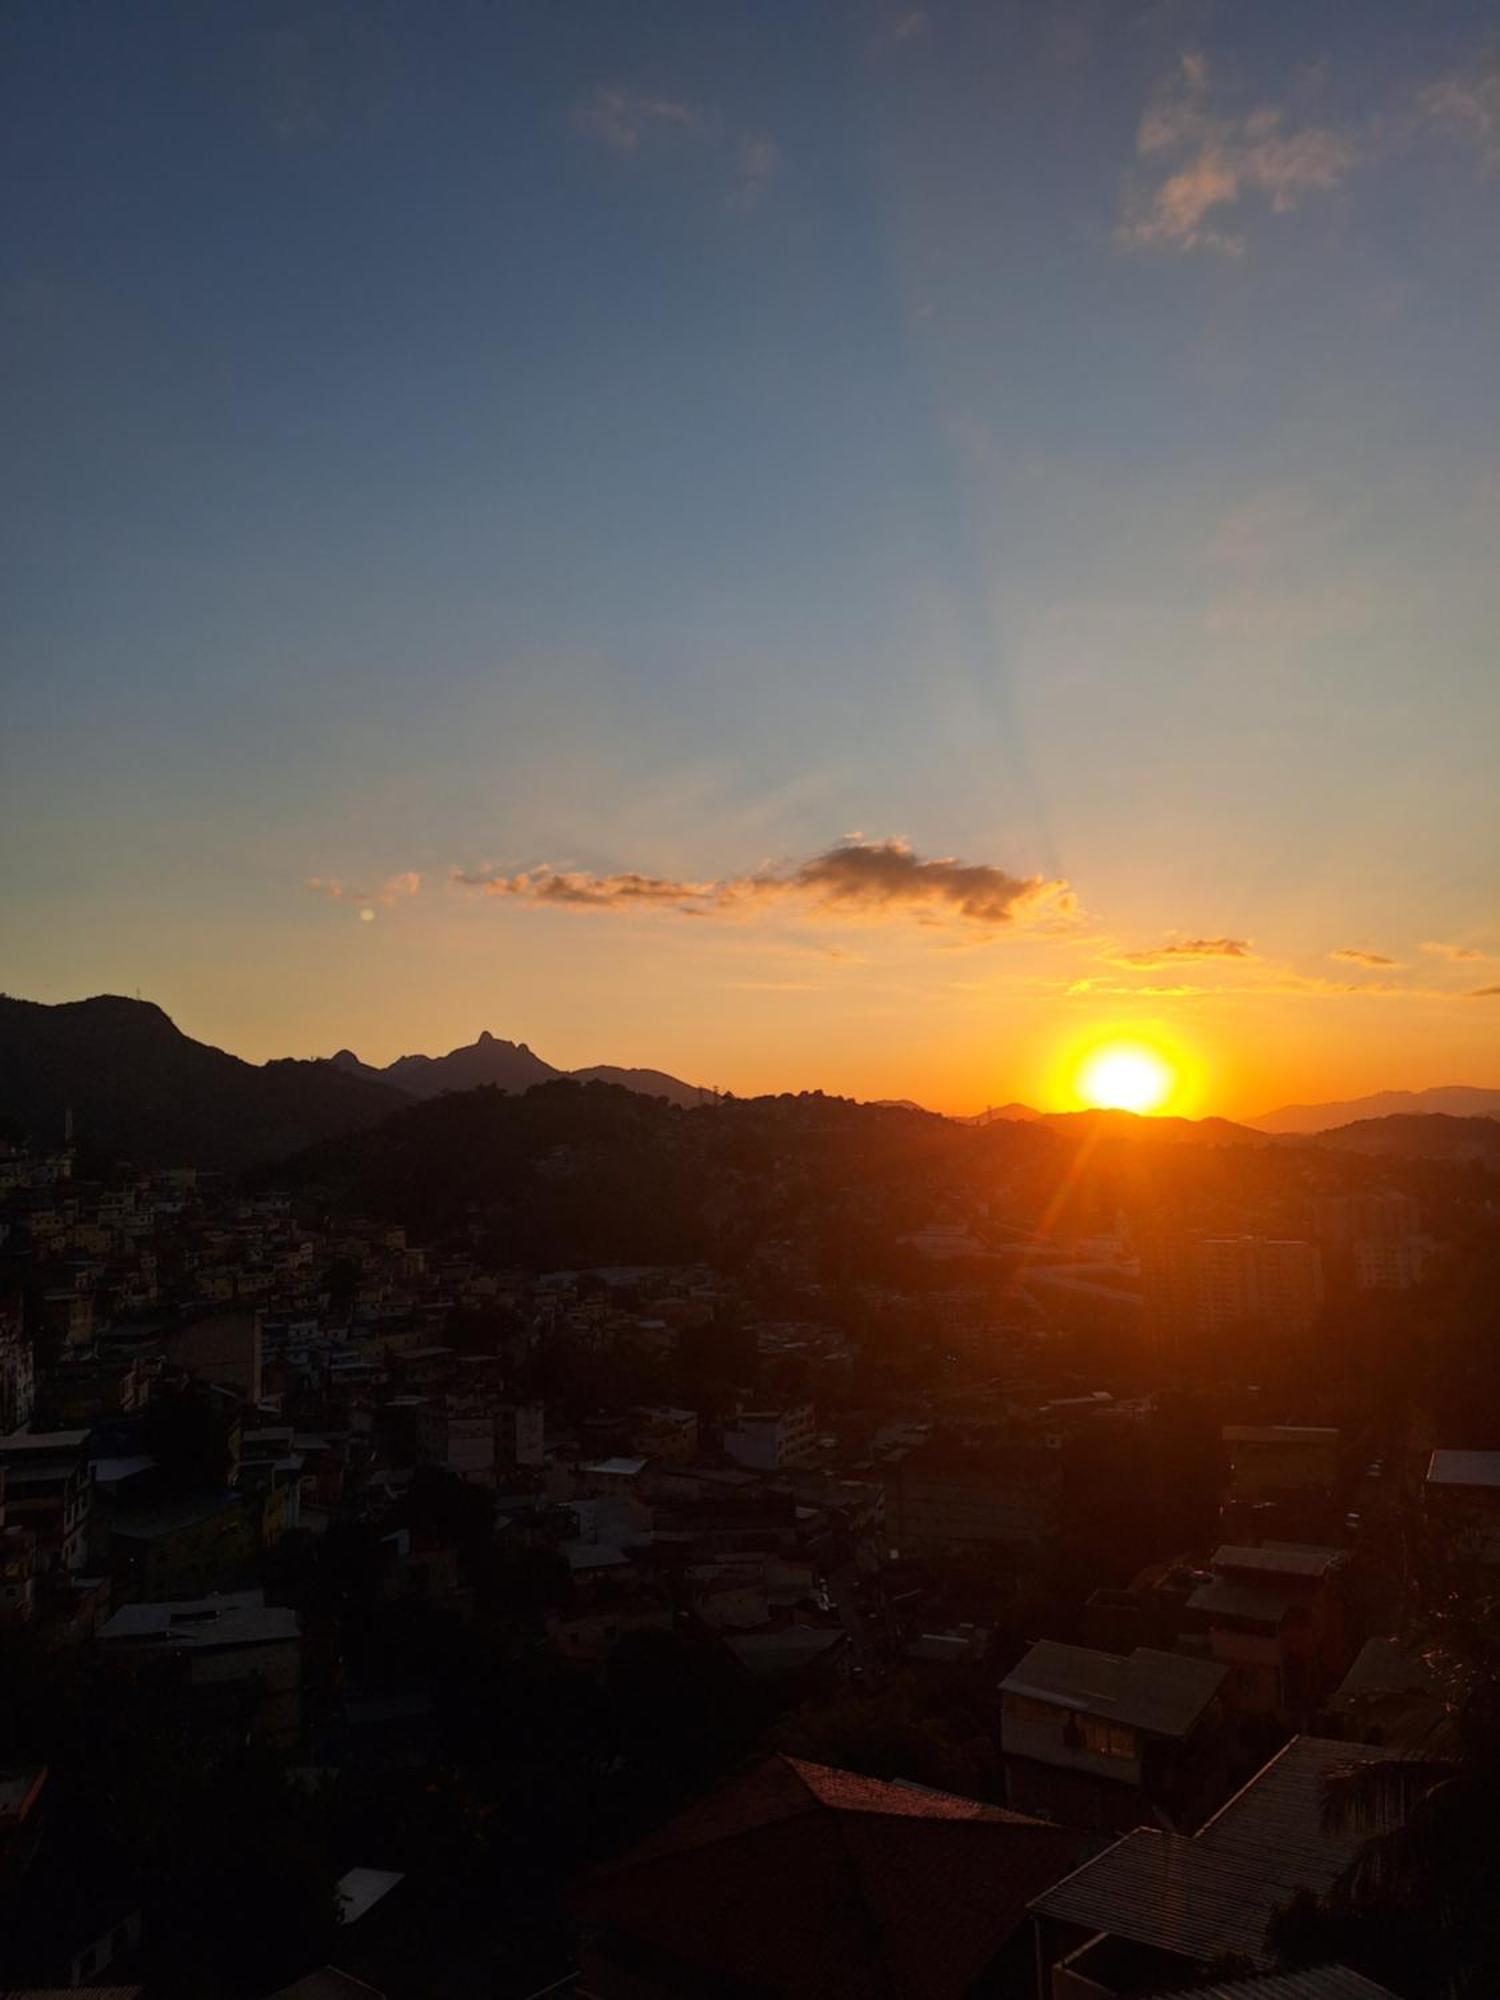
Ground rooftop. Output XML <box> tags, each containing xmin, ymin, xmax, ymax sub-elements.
<box><xmin>1003</xmin><ymin>1641</ymin><xmax>1227</xmax><ymax>1737</ymax></box>
<box><xmin>1213</xmin><ymin>1543</ymin><xmax>1343</xmax><ymax>1579</ymax></box>
<box><xmin>575</xmin><ymin>1755</ymin><xmax>1084</xmax><ymax>1999</ymax></box>
<box><xmin>1427</xmin><ymin>1448</ymin><xmax>1500</xmax><ymax>1490</ymax></box>
<box><xmin>1152</xmin><ymin>1970</ymin><xmax>1399</xmax><ymax>1999</ymax></box>
<box><xmin>99</xmin><ymin>1589</ymin><xmax>299</xmax><ymax>1650</ymax></box>
<box><xmin>1188</xmin><ymin>1578</ymin><xmax>1299</xmax><ymax>1625</ymax></box>
<box><xmin>1030</xmin><ymin>1735</ymin><xmax>1383</xmax><ymax>1971</ymax></box>
<box><xmin>1223</xmin><ymin>1426</ymin><xmax>1340</xmax><ymax>1446</ymax></box>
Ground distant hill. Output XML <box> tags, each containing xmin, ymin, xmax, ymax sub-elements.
<box><xmin>1036</xmin><ymin>1108</ymin><xmax>1267</xmax><ymax>1147</ymax></box>
<box><xmin>0</xmin><ymin>995</ymin><xmax>406</xmax><ymax>1170</ymax></box>
<box><xmin>1311</xmin><ymin>1113</ymin><xmax>1500</xmax><ymax>1162</ymax></box>
<box><xmin>1252</xmin><ymin>1085</ymin><xmax>1500</xmax><ymax>1134</ymax></box>
<box><xmin>380</xmin><ymin>1031</ymin><xmax>558</xmax><ymax>1099</ymax></box>
<box><xmin>570</xmin><ymin>1064</ymin><xmax>710</xmax><ymax>1109</ymax></box>
<box><xmin>332</xmin><ymin>1031</ymin><xmax>706</xmax><ymax>1107</ymax></box>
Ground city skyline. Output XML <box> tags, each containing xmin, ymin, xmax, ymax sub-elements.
<box><xmin>5</xmin><ymin>1</ymin><xmax>1499</xmax><ymax>1115</ymax></box>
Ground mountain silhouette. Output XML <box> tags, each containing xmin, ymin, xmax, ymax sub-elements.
<box><xmin>1251</xmin><ymin>1084</ymin><xmax>1500</xmax><ymax>1133</ymax></box>
<box><xmin>0</xmin><ymin>995</ymin><xmax>404</xmax><ymax>1170</ymax></box>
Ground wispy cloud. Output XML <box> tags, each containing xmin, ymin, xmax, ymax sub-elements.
<box><xmin>572</xmin><ymin>84</ymin><xmax>779</xmax><ymax>210</ymax></box>
<box><xmin>571</xmin><ymin>87</ymin><xmax>701</xmax><ymax>156</ymax></box>
<box><xmin>1472</xmin><ymin>986</ymin><xmax>1500</xmax><ymax>1000</ymax></box>
<box><xmin>1330</xmin><ymin>947</ymin><xmax>1400</xmax><ymax>968</ymax></box>
<box><xmin>1423</xmin><ymin>939</ymin><xmax>1490</xmax><ymax>962</ymax></box>
<box><xmin>1416</xmin><ymin>58</ymin><xmax>1500</xmax><ymax>173</ymax></box>
<box><xmin>306</xmin><ymin>871</ymin><xmax>421</xmax><ymax>921</ymax></box>
<box><xmin>1113</xmin><ymin>936</ymin><xmax>1253</xmax><ymax>967</ymax></box>
<box><xmin>1118</xmin><ymin>52</ymin><xmax>1356</xmax><ymax>254</ymax></box>
<box><xmin>453</xmin><ymin>837</ymin><xmax>1073</xmax><ymax>932</ymax></box>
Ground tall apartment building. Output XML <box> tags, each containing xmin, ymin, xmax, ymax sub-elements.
<box><xmin>1141</xmin><ymin>1232</ymin><xmax>1324</xmax><ymax>1348</ymax></box>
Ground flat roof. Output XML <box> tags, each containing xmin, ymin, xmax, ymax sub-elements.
<box><xmin>1002</xmin><ymin>1641</ymin><xmax>1226</xmax><ymax>1737</ymax></box>
<box><xmin>1189</xmin><ymin>1579</ymin><xmax>1299</xmax><ymax>1625</ymax></box>
<box><xmin>581</xmin><ymin>1456</ymin><xmax>648</xmax><ymax>1476</ymax></box>
<box><xmin>1427</xmin><ymin>1449</ymin><xmax>1500</xmax><ymax>1490</ymax></box>
<box><xmin>1213</xmin><ymin>1543</ymin><xmax>1342</xmax><ymax>1579</ymax></box>
<box><xmin>100</xmin><ymin>1589</ymin><xmax>299</xmax><ymax>1649</ymax></box>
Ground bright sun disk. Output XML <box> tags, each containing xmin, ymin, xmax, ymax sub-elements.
<box><xmin>1076</xmin><ymin>1041</ymin><xmax>1174</xmax><ymax>1115</ymax></box>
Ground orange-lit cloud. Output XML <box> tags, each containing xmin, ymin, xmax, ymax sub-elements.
<box><xmin>1472</xmin><ymin>985</ymin><xmax>1500</xmax><ymax>999</ymax></box>
<box><xmin>1113</xmin><ymin>936</ymin><xmax>1253</xmax><ymax>967</ymax></box>
<box><xmin>453</xmin><ymin>838</ymin><xmax>1073</xmax><ymax>932</ymax></box>
<box><xmin>1119</xmin><ymin>52</ymin><xmax>1356</xmax><ymax>254</ymax></box>
<box><xmin>1330</xmin><ymin>947</ymin><xmax>1400</xmax><ymax>967</ymax></box>
<box><xmin>1423</xmin><ymin>940</ymin><xmax>1488</xmax><ymax>962</ymax></box>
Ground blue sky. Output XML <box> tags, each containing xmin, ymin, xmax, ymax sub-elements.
<box><xmin>3</xmin><ymin>0</ymin><xmax>1498</xmax><ymax>1111</ymax></box>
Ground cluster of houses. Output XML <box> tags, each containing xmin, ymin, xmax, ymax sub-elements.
<box><xmin>0</xmin><ymin>1136</ymin><xmax>1491</xmax><ymax>1997</ymax></box>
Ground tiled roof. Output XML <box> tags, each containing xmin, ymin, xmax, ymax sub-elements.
<box><xmin>1031</xmin><ymin>1736</ymin><xmax>1384</xmax><ymax>1970</ymax></box>
<box><xmin>576</xmin><ymin>1755</ymin><xmax>1084</xmax><ymax>1998</ymax></box>
<box><xmin>1002</xmin><ymin>1642</ymin><xmax>1226</xmax><ymax>1737</ymax></box>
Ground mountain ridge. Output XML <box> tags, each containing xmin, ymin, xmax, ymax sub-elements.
<box><xmin>1251</xmin><ymin>1084</ymin><xmax>1500</xmax><ymax>1133</ymax></box>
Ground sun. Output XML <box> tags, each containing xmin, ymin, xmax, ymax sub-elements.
<box><xmin>1076</xmin><ymin>1040</ymin><xmax>1175</xmax><ymax>1115</ymax></box>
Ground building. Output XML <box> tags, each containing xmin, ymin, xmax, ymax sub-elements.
<box><xmin>722</xmin><ymin>1404</ymin><xmax>816</xmax><ymax>1472</ymax></box>
<box><xmin>1000</xmin><ymin>1641</ymin><xmax>1229</xmax><ymax>1832</ymax></box>
<box><xmin>97</xmin><ymin>1588</ymin><xmax>302</xmax><ymax>1747</ymax></box>
<box><xmin>1222</xmin><ymin>1424</ymin><xmax>1340</xmax><ymax>1540</ymax></box>
<box><xmin>884</xmin><ymin>1440</ymin><xmax>1061</xmax><ymax>1552</ymax></box>
<box><xmin>100</xmin><ymin>1487</ymin><xmax>254</xmax><ymax>1600</ymax></box>
<box><xmin>1425</xmin><ymin>1449</ymin><xmax>1500</xmax><ymax>1563</ymax></box>
<box><xmin>1029</xmin><ymin>1735</ymin><xmax>1386</xmax><ymax>1997</ymax></box>
<box><xmin>1141</xmin><ymin>1234</ymin><xmax>1324</xmax><ymax>1350</ymax></box>
<box><xmin>630</xmin><ymin>1406</ymin><xmax>698</xmax><ymax>1462</ymax></box>
<box><xmin>573</xmin><ymin>1754</ymin><xmax>1085</xmax><ymax>1998</ymax></box>
<box><xmin>1353</xmin><ymin>1234</ymin><xmax>1427</xmax><ymax>1292</ymax></box>
<box><xmin>1188</xmin><ymin>1543</ymin><xmax>1346</xmax><ymax>1724</ymax></box>
<box><xmin>0</xmin><ymin>1432</ymin><xmax>91</xmax><ymax>1575</ymax></box>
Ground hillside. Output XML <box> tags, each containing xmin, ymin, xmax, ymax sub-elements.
<box><xmin>1311</xmin><ymin>1113</ymin><xmax>1500</xmax><ymax>1162</ymax></box>
<box><xmin>0</xmin><ymin>995</ymin><xmax>406</xmax><ymax>1170</ymax></box>
<box><xmin>1252</xmin><ymin>1085</ymin><xmax>1500</xmax><ymax>1134</ymax></box>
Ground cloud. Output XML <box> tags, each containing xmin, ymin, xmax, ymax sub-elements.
<box><xmin>453</xmin><ymin>838</ymin><xmax>1073</xmax><ymax>932</ymax></box>
<box><xmin>570</xmin><ymin>87</ymin><xmax>701</xmax><ymax>156</ymax></box>
<box><xmin>732</xmin><ymin>134</ymin><xmax>780</xmax><ymax>211</ymax></box>
<box><xmin>1119</xmin><ymin>53</ymin><xmax>1356</xmax><ymax>254</ymax></box>
<box><xmin>1472</xmin><ymin>986</ymin><xmax>1500</xmax><ymax>999</ymax></box>
<box><xmin>573</xmin><ymin>85</ymin><xmax>777</xmax><ymax>210</ymax></box>
<box><xmin>1423</xmin><ymin>939</ymin><xmax>1488</xmax><ymax>962</ymax></box>
<box><xmin>1416</xmin><ymin>59</ymin><xmax>1500</xmax><ymax>172</ymax></box>
<box><xmin>1330</xmin><ymin>947</ymin><xmax>1400</xmax><ymax>967</ymax></box>
<box><xmin>1114</xmin><ymin>936</ymin><xmax>1253</xmax><ymax>967</ymax></box>
<box><xmin>306</xmin><ymin>871</ymin><xmax>421</xmax><ymax>913</ymax></box>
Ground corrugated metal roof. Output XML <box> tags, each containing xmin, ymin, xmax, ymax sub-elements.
<box><xmin>1002</xmin><ymin>1641</ymin><xmax>1226</xmax><ymax>1737</ymax></box>
<box><xmin>1031</xmin><ymin>1735</ymin><xmax>1384</xmax><ymax>1969</ymax></box>
<box><xmin>1214</xmin><ymin>1544</ymin><xmax>1342</xmax><ymax>1578</ymax></box>
<box><xmin>1151</xmin><ymin>1967</ymin><xmax>1399</xmax><ymax>1999</ymax></box>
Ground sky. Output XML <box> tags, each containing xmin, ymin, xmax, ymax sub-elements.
<box><xmin>3</xmin><ymin>0</ymin><xmax>1498</xmax><ymax>1117</ymax></box>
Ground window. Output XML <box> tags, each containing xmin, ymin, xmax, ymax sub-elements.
<box><xmin>1079</xmin><ymin>1718</ymin><xmax>1135</xmax><ymax>1759</ymax></box>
